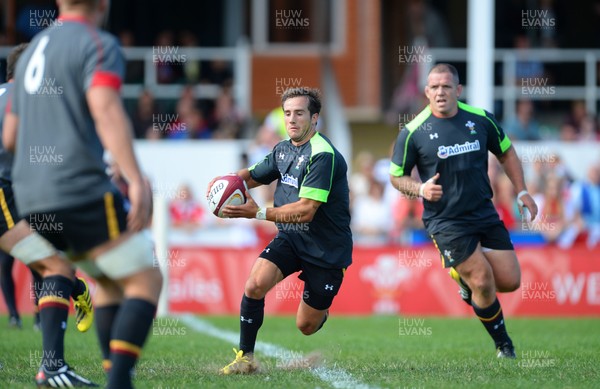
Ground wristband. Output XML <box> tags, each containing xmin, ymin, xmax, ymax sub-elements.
<box><xmin>256</xmin><ymin>208</ymin><xmax>267</xmax><ymax>220</ymax></box>
<box><xmin>418</xmin><ymin>183</ymin><xmax>426</xmax><ymax>198</ymax></box>
<box><xmin>516</xmin><ymin>190</ymin><xmax>528</xmax><ymax>206</ymax></box>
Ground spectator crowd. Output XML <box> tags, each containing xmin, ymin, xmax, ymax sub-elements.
<box><xmin>109</xmin><ymin>25</ymin><xmax>599</xmax><ymax>250</ymax></box>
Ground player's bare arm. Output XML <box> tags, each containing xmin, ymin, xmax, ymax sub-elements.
<box><xmin>88</xmin><ymin>86</ymin><xmax>151</xmax><ymax>231</ymax></box>
<box><xmin>496</xmin><ymin>145</ymin><xmax>538</xmax><ymax>220</ymax></box>
<box><xmin>2</xmin><ymin>112</ymin><xmax>18</xmax><ymax>152</ymax></box>
<box><xmin>237</xmin><ymin>168</ymin><xmax>263</xmax><ymax>189</ymax></box>
<box><xmin>391</xmin><ymin>172</ymin><xmax>443</xmax><ymax>201</ymax></box>
<box><xmin>390</xmin><ymin>175</ymin><xmax>420</xmax><ymax>198</ymax></box>
<box><xmin>223</xmin><ymin>193</ymin><xmax>321</xmax><ymax>223</ymax></box>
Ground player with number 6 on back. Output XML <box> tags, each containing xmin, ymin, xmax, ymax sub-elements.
<box><xmin>207</xmin><ymin>87</ymin><xmax>353</xmax><ymax>374</ymax></box>
<box><xmin>0</xmin><ymin>44</ymin><xmax>95</xmax><ymax>336</ymax></box>
<box><xmin>389</xmin><ymin>63</ymin><xmax>538</xmax><ymax>359</ymax></box>
<box><xmin>3</xmin><ymin>0</ymin><xmax>162</xmax><ymax>387</ymax></box>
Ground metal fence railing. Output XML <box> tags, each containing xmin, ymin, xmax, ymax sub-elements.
<box><xmin>2</xmin><ymin>45</ymin><xmax>597</xmax><ymax>123</ymax></box>
<box><xmin>0</xmin><ymin>39</ymin><xmax>252</xmax><ymax>116</ymax></box>
<box><xmin>428</xmin><ymin>48</ymin><xmax>599</xmax><ymax>121</ymax></box>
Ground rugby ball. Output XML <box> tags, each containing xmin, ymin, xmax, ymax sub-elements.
<box><xmin>207</xmin><ymin>174</ymin><xmax>248</xmax><ymax>217</ymax></box>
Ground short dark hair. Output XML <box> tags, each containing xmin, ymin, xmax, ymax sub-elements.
<box><xmin>6</xmin><ymin>43</ymin><xmax>28</xmax><ymax>80</ymax></box>
<box><xmin>281</xmin><ymin>87</ymin><xmax>322</xmax><ymax>117</ymax></box>
<box><xmin>429</xmin><ymin>63</ymin><xmax>460</xmax><ymax>85</ymax></box>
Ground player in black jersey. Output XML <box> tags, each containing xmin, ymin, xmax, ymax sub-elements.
<box><xmin>209</xmin><ymin>87</ymin><xmax>352</xmax><ymax>374</ymax></box>
<box><xmin>390</xmin><ymin>63</ymin><xmax>538</xmax><ymax>358</ymax></box>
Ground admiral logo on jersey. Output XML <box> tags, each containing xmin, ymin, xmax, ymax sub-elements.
<box><xmin>437</xmin><ymin>140</ymin><xmax>480</xmax><ymax>159</ymax></box>
<box><xmin>281</xmin><ymin>173</ymin><xmax>299</xmax><ymax>188</ymax></box>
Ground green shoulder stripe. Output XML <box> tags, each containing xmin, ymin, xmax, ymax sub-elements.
<box><xmin>487</xmin><ymin>117</ymin><xmax>512</xmax><ymax>153</ymax></box>
<box><xmin>299</xmin><ymin>133</ymin><xmax>334</xmax><ymax>202</ymax></box>
<box><xmin>498</xmin><ymin>130</ymin><xmax>512</xmax><ymax>153</ymax></box>
<box><xmin>405</xmin><ymin>106</ymin><xmax>432</xmax><ymax>132</ymax></box>
<box><xmin>457</xmin><ymin>101</ymin><xmax>486</xmax><ymax>116</ymax></box>
<box><xmin>309</xmin><ymin>132</ymin><xmax>335</xmax><ymax>157</ymax></box>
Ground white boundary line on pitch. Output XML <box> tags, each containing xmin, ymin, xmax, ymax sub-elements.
<box><xmin>179</xmin><ymin>314</ymin><xmax>379</xmax><ymax>389</ymax></box>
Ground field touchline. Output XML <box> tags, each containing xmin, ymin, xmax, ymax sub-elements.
<box><xmin>179</xmin><ymin>314</ymin><xmax>379</xmax><ymax>389</ymax></box>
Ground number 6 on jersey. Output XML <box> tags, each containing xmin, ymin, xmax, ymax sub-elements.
<box><xmin>24</xmin><ymin>35</ymin><xmax>50</xmax><ymax>94</ymax></box>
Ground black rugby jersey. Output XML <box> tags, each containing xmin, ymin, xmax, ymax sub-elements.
<box><xmin>390</xmin><ymin>101</ymin><xmax>512</xmax><ymax>233</ymax></box>
<box><xmin>250</xmin><ymin>132</ymin><xmax>352</xmax><ymax>269</ymax></box>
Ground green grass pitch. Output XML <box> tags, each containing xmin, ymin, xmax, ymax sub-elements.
<box><xmin>1</xmin><ymin>314</ymin><xmax>599</xmax><ymax>388</ymax></box>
